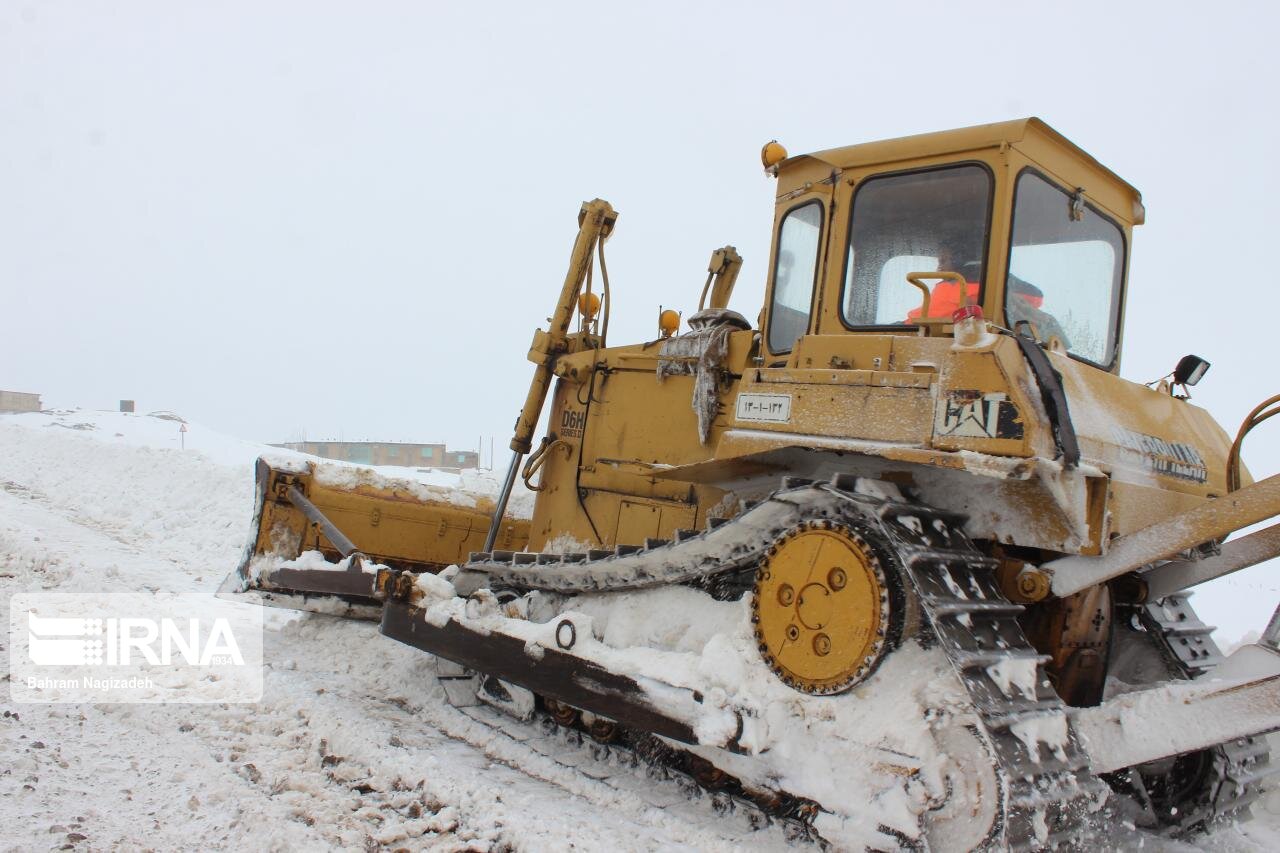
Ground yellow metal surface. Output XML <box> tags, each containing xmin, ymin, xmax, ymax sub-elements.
<box><xmin>702</xmin><ymin>246</ymin><xmax>743</xmax><ymax>310</ymax></box>
<box><xmin>1049</xmin><ymin>473</ymin><xmax>1280</xmax><ymax>596</ymax></box>
<box><xmin>795</xmin><ymin>118</ymin><xmax>1141</xmax><ymax>222</ymax></box>
<box><xmin>1015</xmin><ymin>567</ymin><xmax>1051</xmax><ymax>602</ymax></box>
<box><xmin>752</xmin><ymin>521</ymin><xmax>890</xmax><ymax>694</ymax></box>
<box><xmin>766</xmin><ymin>118</ymin><xmax>1142</xmax><ymax>375</ymax></box>
<box><xmin>903</xmin><ymin>270</ymin><xmax>971</xmax><ymax>322</ymax></box>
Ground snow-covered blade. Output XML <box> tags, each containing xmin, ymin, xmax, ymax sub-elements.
<box><xmin>222</xmin><ymin>456</ymin><xmax>532</xmax><ymax>615</ymax></box>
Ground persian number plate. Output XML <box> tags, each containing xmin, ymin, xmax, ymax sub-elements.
<box><xmin>735</xmin><ymin>393</ymin><xmax>792</xmax><ymax>423</ymax></box>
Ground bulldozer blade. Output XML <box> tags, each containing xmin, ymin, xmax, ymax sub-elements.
<box><xmin>379</xmin><ymin>599</ymin><xmax>732</xmax><ymax>749</ymax></box>
<box><xmin>222</xmin><ymin>457</ymin><xmax>276</xmax><ymax>596</ymax></box>
<box><xmin>281</xmin><ymin>483</ymin><xmax>359</xmax><ymax>559</ymax></box>
<box><xmin>231</xmin><ymin>561</ymin><xmax>396</xmax><ymax>620</ymax></box>
<box><xmin>1048</xmin><ymin>473</ymin><xmax>1280</xmax><ymax>597</ymax></box>
<box><xmin>218</xmin><ymin>458</ymin><xmax>384</xmax><ymax>617</ymax></box>
<box><xmin>1075</xmin><ymin>641</ymin><xmax>1280</xmax><ymax>774</ymax></box>
<box><xmin>222</xmin><ymin>456</ymin><xmax>531</xmax><ymax>616</ymax></box>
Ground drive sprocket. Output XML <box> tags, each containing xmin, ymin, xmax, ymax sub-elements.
<box><xmin>751</xmin><ymin>519</ymin><xmax>893</xmax><ymax>695</ymax></box>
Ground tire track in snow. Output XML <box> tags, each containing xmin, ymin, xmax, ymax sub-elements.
<box><xmin>248</xmin><ymin>613</ymin><xmax>792</xmax><ymax>851</ymax></box>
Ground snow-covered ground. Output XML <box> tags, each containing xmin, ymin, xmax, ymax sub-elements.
<box><xmin>1</xmin><ymin>409</ymin><xmax>1277</xmax><ymax>851</ymax></box>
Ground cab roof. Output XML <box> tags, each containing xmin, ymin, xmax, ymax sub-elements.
<box><xmin>780</xmin><ymin>117</ymin><xmax>1142</xmax><ymax>221</ymax></box>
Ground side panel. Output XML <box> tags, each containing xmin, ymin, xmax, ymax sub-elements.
<box><xmin>733</xmin><ymin>370</ymin><xmax>935</xmax><ymax>445</ymax></box>
<box><xmin>1057</xmin><ymin>353</ymin><xmax>1233</xmax><ymax>536</ymax></box>
<box><xmin>528</xmin><ymin>365</ymin><xmax>727</xmax><ymax>550</ymax></box>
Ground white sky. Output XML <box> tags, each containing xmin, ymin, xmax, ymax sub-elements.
<box><xmin>3</xmin><ymin>1</ymin><xmax>1278</xmax><ymax>638</ymax></box>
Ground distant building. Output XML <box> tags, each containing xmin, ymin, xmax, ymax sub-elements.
<box><xmin>0</xmin><ymin>390</ymin><xmax>42</xmax><ymax>413</ymax></box>
<box><xmin>274</xmin><ymin>441</ymin><xmax>480</xmax><ymax>470</ymax></box>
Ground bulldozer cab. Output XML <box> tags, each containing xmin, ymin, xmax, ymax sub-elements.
<box><xmin>762</xmin><ymin>118</ymin><xmax>1144</xmax><ymax>372</ymax></box>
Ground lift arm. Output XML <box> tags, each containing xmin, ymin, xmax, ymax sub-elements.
<box><xmin>484</xmin><ymin>199</ymin><xmax>618</xmax><ymax>550</ymax></box>
<box><xmin>698</xmin><ymin>245</ymin><xmax>743</xmax><ymax>311</ymax></box>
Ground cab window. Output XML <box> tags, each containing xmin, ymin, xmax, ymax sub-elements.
<box><xmin>1005</xmin><ymin>171</ymin><xmax>1125</xmax><ymax>365</ymax></box>
<box><xmin>842</xmin><ymin>164</ymin><xmax>992</xmax><ymax>327</ymax></box>
<box><xmin>767</xmin><ymin>201</ymin><xmax>823</xmax><ymax>354</ymax></box>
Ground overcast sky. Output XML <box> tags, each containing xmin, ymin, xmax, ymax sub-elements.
<box><xmin>3</xmin><ymin>1</ymin><xmax>1277</xmax><ymax>637</ymax></box>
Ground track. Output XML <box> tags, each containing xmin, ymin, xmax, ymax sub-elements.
<box><xmin>872</xmin><ymin>494</ymin><xmax>1107</xmax><ymax>849</ymax></box>
<box><xmin>463</xmin><ymin>477</ymin><xmax>1113</xmax><ymax>848</ymax></box>
<box><xmin>458</xmin><ymin>701</ymin><xmax>826</xmax><ymax>846</ymax></box>
<box><xmin>1131</xmin><ymin>593</ymin><xmax>1276</xmax><ymax>830</ymax></box>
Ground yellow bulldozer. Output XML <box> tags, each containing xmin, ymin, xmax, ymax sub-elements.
<box><xmin>224</xmin><ymin>118</ymin><xmax>1280</xmax><ymax>850</ymax></box>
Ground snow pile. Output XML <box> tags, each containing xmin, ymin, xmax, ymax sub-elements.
<box><xmin>4</xmin><ymin>408</ymin><xmax>534</xmax><ymax>518</ymax></box>
<box><xmin>308</xmin><ymin>456</ymin><xmax>534</xmax><ymax>518</ymax></box>
<box><xmin>0</xmin><ymin>411</ymin><xmax>255</xmax><ymax>596</ymax></box>
<box><xmin>1</xmin><ymin>408</ymin><xmax>275</xmax><ymax>467</ymax></box>
<box><xmin>419</xmin><ymin>583</ymin><xmax>983</xmax><ymax>848</ymax></box>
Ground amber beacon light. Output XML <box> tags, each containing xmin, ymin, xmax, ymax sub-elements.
<box><xmin>760</xmin><ymin>139</ymin><xmax>787</xmax><ymax>175</ymax></box>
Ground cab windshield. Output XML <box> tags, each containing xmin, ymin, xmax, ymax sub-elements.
<box><xmin>1005</xmin><ymin>170</ymin><xmax>1126</xmax><ymax>365</ymax></box>
<box><xmin>842</xmin><ymin>164</ymin><xmax>993</xmax><ymax>327</ymax></box>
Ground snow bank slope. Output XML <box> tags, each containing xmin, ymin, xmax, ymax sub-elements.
<box><xmin>0</xmin><ymin>412</ymin><xmax>781</xmax><ymax>851</ymax></box>
<box><xmin>1</xmin><ymin>411</ymin><xmax>254</xmax><ymax>595</ymax></box>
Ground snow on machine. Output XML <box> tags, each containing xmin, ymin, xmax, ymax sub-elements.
<box><xmin>224</xmin><ymin>118</ymin><xmax>1280</xmax><ymax>849</ymax></box>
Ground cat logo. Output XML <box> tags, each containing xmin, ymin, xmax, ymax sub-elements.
<box><xmin>936</xmin><ymin>391</ymin><xmax>1025</xmax><ymax>440</ymax></box>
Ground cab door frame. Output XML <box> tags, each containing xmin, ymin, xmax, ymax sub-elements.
<box><xmin>760</xmin><ymin>177</ymin><xmax>838</xmax><ymax>365</ymax></box>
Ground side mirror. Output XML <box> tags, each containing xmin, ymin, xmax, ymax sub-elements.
<box><xmin>1173</xmin><ymin>354</ymin><xmax>1210</xmax><ymax>387</ymax></box>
